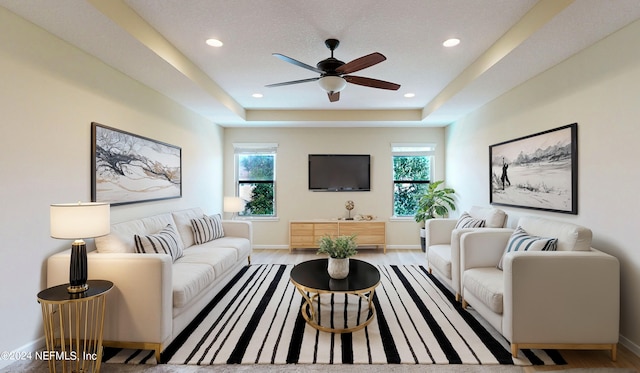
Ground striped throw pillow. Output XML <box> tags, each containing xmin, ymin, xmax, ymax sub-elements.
<box><xmin>134</xmin><ymin>224</ymin><xmax>184</xmax><ymax>262</ymax></box>
<box><xmin>497</xmin><ymin>226</ymin><xmax>557</xmax><ymax>270</ymax></box>
<box><xmin>190</xmin><ymin>214</ymin><xmax>225</xmax><ymax>245</ymax></box>
<box><xmin>455</xmin><ymin>212</ymin><xmax>486</xmax><ymax>229</ymax></box>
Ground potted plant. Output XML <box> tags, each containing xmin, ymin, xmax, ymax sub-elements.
<box><xmin>317</xmin><ymin>234</ymin><xmax>358</xmax><ymax>279</ymax></box>
<box><xmin>414</xmin><ymin>180</ymin><xmax>456</xmax><ymax>252</ymax></box>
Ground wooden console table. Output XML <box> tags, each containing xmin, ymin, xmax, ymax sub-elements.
<box><xmin>289</xmin><ymin>220</ymin><xmax>386</xmax><ymax>253</ymax></box>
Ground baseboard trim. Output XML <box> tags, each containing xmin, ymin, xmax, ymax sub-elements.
<box><xmin>619</xmin><ymin>333</ymin><xmax>640</xmax><ymax>358</ymax></box>
<box><xmin>253</xmin><ymin>245</ymin><xmax>289</xmax><ymax>250</ymax></box>
<box><xmin>386</xmin><ymin>245</ymin><xmax>422</xmax><ymax>250</ymax></box>
<box><xmin>0</xmin><ymin>337</ymin><xmax>45</xmax><ymax>369</ymax></box>
<box><xmin>253</xmin><ymin>245</ymin><xmax>423</xmax><ymax>251</ymax></box>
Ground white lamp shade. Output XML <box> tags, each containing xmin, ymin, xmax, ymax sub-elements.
<box><xmin>318</xmin><ymin>76</ymin><xmax>347</xmax><ymax>93</ymax></box>
<box><xmin>50</xmin><ymin>202</ymin><xmax>110</xmax><ymax>239</ymax></box>
<box><xmin>223</xmin><ymin>197</ymin><xmax>244</xmax><ymax>213</ymax></box>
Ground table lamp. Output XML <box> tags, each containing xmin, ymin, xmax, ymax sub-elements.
<box><xmin>223</xmin><ymin>196</ymin><xmax>244</xmax><ymax>219</ymax></box>
<box><xmin>50</xmin><ymin>202</ymin><xmax>110</xmax><ymax>293</ymax></box>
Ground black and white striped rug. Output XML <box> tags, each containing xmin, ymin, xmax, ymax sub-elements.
<box><xmin>104</xmin><ymin>264</ymin><xmax>565</xmax><ymax>366</ymax></box>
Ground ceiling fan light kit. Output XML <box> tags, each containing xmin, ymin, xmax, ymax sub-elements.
<box><xmin>318</xmin><ymin>76</ymin><xmax>347</xmax><ymax>93</ymax></box>
<box><xmin>267</xmin><ymin>39</ymin><xmax>401</xmax><ymax>102</ymax></box>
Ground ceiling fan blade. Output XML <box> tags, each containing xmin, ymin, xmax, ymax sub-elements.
<box><xmin>273</xmin><ymin>53</ymin><xmax>324</xmax><ymax>74</ymax></box>
<box><xmin>328</xmin><ymin>92</ymin><xmax>340</xmax><ymax>102</ymax></box>
<box><xmin>336</xmin><ymin>52</ymin><xmax>386</xmax><ymax>74</ymax></box>
<box><xmin>265</xmin><ymin>77</ymin><xmax>320</xmax><ymax>88</ymax></box>
<box><xmin>344</xmin><ymin>75</ymin><xmax>401</xmax><ymax>90</ymax></box>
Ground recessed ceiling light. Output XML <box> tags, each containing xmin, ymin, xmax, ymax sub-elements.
<box><xmin>252</xmin><ymin>93</ymin><xmax>263</xmax><ymax>98</ymax></box>
<box><xmin>206</xmin><ymin>38</ymin><xmax>223</xmax><ymax>47</ymax></box>
<box><xmin>404</xmin><ymin>93</ymin><xmax>415</xmax><ymax>98</ymax></box>
<box><xmin>443</xmin><ymin>38</ymin><xmax>460</xmax><ymax>47</ymax></box>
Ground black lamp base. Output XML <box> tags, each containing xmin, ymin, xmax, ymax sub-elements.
<box><xmin>68</xmin><ymin>240</ymin><xmax>88</xmax><ymax>294</ymax></box>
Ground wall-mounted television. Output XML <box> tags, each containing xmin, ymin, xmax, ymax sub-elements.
<box><xmin>308</xmin><ymin>154</ymin><xmax>371</xmax><ymax>191</ymax></box>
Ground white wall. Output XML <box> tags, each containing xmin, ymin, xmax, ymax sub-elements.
<box><xmin>0</xmin><ymin>8</ymin><xmax>223</xmax><ymax>366</ymax></box>
<box><xmin>445</xmin><ymin>18</ymin><xmax>640</xmax><ymax>353</ymax></box>
<box><xmin>223</xmin><ymin>127</ymin><xmax>445</xmax><ymax>249</ymax></box>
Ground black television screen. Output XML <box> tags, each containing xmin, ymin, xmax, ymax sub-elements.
<box><xmin>308</xmin><ymin>154</ymin><xmax>371</xmax><ymax>191</ymax></box>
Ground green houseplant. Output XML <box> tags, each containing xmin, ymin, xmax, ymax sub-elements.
<box><xmin>414</xmin><ymin>180</ymin><xmax>456</xmax><ymax>252</ymax></box>
<box><xmin>317</xmin><ymin>235</ymin><xmax>357</xmax><ymax>279</ymax></box>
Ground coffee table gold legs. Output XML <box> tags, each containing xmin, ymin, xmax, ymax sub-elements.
<box><xmin>295</xmin><ymin>286</ymin><xmax>317</xmax><ymax>322</ymax></box>
<box><xmin>294</xmin><ymin>286</ymin><xmax>376</xmax><ymax>333</ymax></box>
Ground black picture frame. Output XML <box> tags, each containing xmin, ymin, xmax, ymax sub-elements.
<box><xmin>91</xmin><ymin>122</ymin><xmax>182</xmax><ymax>206</ymax></box>
<box><xmin>489</xmin><ymin>123</ymin><xmax>577</xmax><ymax>214</ymax></box>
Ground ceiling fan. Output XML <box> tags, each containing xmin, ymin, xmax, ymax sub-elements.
<box><xmin>266</xmin><ymin>39</ymin><xmax>401</xmax><ymax>102</ymax></box>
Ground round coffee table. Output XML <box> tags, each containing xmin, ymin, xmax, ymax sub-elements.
<box><xmin>290</xmin><ymin>258</ymin><xmax>380</xmax><ymax>333</ymax></box>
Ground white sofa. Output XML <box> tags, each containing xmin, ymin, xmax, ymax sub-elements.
<box><xmin>460</xmin><ymin>216</ymin><xmax>619</xmax><ymax>360</ymax></box>
<box><xmin>47</xmin><ymin>207</ymin><xmax>252</xmax><ymax>361</ymax></box>
<box><xmin>425</xmin><ymin>206</ymin><xmax>508</xmax><ymax>301</ymax></box>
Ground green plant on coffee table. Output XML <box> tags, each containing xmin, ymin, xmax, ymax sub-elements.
<box><xmin>317</xmin><ymin>235</ymin><xmax>358</xmax><ymax>259</ymax></box>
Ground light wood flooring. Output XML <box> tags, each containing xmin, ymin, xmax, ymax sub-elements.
<box><xmin>253</xmin><ymin>248</ymin><xmax>640</xmax><ymax>371</ymax></box>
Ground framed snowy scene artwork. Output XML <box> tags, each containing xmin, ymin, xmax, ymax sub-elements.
<box><xmin>91</xmin><ymin>122</ymin><xmax>182</xmax><ymax>205</ymax></box>
<box><xmin>489</xmin><ymin>123</ymin><xmax>577</xmax><ymax>214</ymax></box>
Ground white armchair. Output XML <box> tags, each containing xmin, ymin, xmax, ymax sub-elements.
<box><xmin>460</xmin><ymin>216</ymin><xmax>620</xmax><ymax>360</ymax></box>
<box><xmin>425</xmin><ymin>206</ymin><xmax>507</xmax><ymax>301</ymax></box>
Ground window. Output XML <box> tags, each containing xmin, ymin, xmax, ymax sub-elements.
<box><xmin>392</xmin><ymin>144</ymin><xmax>434</xmax><ymax>217</ymax></box>
<box><xmin>234</xmin><ymin>143</ymin><xmax>277</xmax><ymax>217</ymax></box>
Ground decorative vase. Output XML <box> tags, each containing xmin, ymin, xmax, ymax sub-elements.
<box><xmin>327</xmin><ymin>257</ymin><xmax>350</xmax><ymax>279</ymax></box>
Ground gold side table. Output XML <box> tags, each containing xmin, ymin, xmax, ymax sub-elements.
<box><xmin>37</xmin><ymin>280</ymin><xmax>113</xmax><ymax>373</ymax></box>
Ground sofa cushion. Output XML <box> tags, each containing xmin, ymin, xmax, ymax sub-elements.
<box><xmin>497</xmin><ymin>226</ymin><xmax>557</xmax><ymax>270</ymax></box>
<box><xmin>134</xmin><ymin>224</ymin><xmax>184</xmax><ymax>261</ymax></box>
<box><xmin>464</xmin><ymin>267</ymin><xmax>504</xmax><ymax>314</ymax></box>
<box><xmin>518</xmin><ymin>216</ymin><xmax>592</xmax><ymax>251</ymax></box>
<box><xmin>94</xmin><ymin>230</ymin><xmax>131</xmax><ymax>254</ymax></box>
<box><xmin>468</xmin><ymin>206</ymin><xmax>506</xmax><ymax>228</ymax></box>
<box><xmin>428</xmin><ymin>245</ymin><xmax>452</xmax><ymax>279</ymax></box>
<box><xmin>96</xmin><ymin>213</ymin><xmax>176</xmax><ymax>253</ymax></box>
<box><xmin>171</xmin><ymin>208</ymin><xmax>206</xmax><ymax>248</ymax></box>
<box><xmin>455</xmin><ymin>212</ymin><xmax>486</xmax><ymax>229</ymax></box>
<box><xmin>172</xmin><ymin>263</ymin><xmax>216</xmax><ymax>308</ymax></box>
<box><xmin>177</xmin><ymin>245</ymin><xmax>239</xmax><ymax>277</ymax></box>
<box><xmin>191</xmin><ymin>214</ymin><xmax>225</xmax><ymax>245</ymax></box>
<box><xmin>201</xmin><ymin>236</ymin><xmax>252</xmax><ymax>259</ymax></box>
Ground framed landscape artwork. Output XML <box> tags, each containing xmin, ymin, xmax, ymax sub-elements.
<box><xmin>91</xmin><ymin>122</ymin><xmax>182</xmax><ymax>205</ymax></box>
<box><xmin>489</xmin><ymin>123</ymin><xmax>577</xmax><ymax>214</ymax></box>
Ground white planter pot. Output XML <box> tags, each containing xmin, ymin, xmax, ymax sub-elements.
<box><xmin>327</xmin><ymin>257</ymin><xmax>350</xmax><ymax>279</ymax></box>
